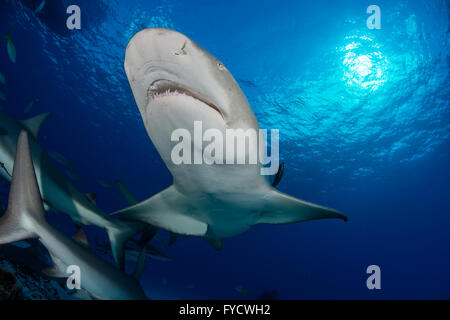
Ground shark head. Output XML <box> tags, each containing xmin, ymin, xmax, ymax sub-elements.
<box><xmin>124</xmin><ymin>28</ymin><xmax>259</xmax><ymax>131</ymax></box>
<box><xmin>124</xmin><ymin>28</ymin><xmax>265</xmax><ymax>193</ymax></box>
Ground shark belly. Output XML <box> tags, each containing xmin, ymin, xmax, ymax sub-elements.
<box><xmin>146</xmin><ymin>91</ymin><xmax>264</xmax><ymax>195</ymax></box>
<box><xmin>144</xmin><ymin>91</ymin><xmax>267</xmax><ymax>238</ymax></box>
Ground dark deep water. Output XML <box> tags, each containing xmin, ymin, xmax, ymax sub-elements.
<box><xmin>0</xmin><ymin>0</ymin><xmax>449</xmax><ymax>299</ymax></box>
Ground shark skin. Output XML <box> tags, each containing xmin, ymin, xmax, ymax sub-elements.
<box><xmin>0</xmin><ymin>110</ymin><xmax>140</xmax><ymax>268</ymax></box>
<box><xmin>0</xmin><ymin>131</ymin><xmax>148</xmax><ymax>300</ymax></box>
<box><xmin>114</xmin><ymin>28</ymin><xmax>347</xmax><ymax>241</ymax></box>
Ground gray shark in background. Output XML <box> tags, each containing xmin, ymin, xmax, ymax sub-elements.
<box><xmin>0</xmin><ymin>131</ymin><xmax>148</xmax><ymax>299</ymax></box>
<box><xmin>114</xmin><ymin>28</ymin><xmax>347</xmax><ymax>244</ymax></box>
<box><xmin>0</xmin><ymin>110</ymin><xmax>140</xmax><ymax>267</ymax></box>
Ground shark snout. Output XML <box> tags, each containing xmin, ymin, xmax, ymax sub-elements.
<box><xmin>124</xmin><ymin>28</ymin><xmax>191</xmax><ymax>80</ymax></box>
<box><xmin>125</xmin><ymin>28</ymin><xmax>255</xmax><ymax>129</ymax></box>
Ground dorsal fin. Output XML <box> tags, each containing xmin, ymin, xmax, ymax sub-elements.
<box><xmin>73</xmin><ymin>228</ymin><xmax>89</xmax><ymax>247</ymax></box>
<box><xmin>0</xmin><ymin>131</ymin><xmax>45</xmax><ymax>244</ymax></box>
<box><xmin>20</xmin><ymin>112</ymin><xmax>50</xmax><ymax>140</ymax></box>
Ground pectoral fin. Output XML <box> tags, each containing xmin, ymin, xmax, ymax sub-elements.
<box><xmin>258</xmin><ymin>190</ymin><xmax>347</xmax><ymax>225</ymax></box>
<box><xmin>113</xmin><ymin>186</ymin><xmax>208</xmax><ymax>236</ymax></box>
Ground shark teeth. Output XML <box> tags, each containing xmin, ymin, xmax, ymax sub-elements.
<box><xmin>146</xmin><ymin>80</ymin><xmax>224</xmax><ymax>119</ymax></box>
<box><xmin>148</xmin><ymin>88</ymin><xmax>188</xmax><ymax>103</ymax></box>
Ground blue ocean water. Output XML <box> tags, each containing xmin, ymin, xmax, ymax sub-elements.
<box><xmin>0</xmin><ymin>0</ymin><xmax>448</xmax><ymax>299</ymax></box>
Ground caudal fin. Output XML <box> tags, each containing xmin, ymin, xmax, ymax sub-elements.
<box><xmin>258</xmin><ymin>189</ymin><xmax>347</xmax><ymax>225</ymax></box>
<box><xmin>106</xmin><ymin>221</ymin><xmax>144</xmax><ymax>270</ymax></box>
<box><xmin>0</xmin><ymin>131</ymin><xmax>46</xmax><ymax>244</ymax></box>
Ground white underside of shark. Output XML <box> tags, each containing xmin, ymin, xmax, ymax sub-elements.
<box><xmin>113</xmin><ymin>28</ymin><xmax>347</xmax><ymax>242</ymax></box>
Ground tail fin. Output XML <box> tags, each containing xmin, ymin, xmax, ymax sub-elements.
<box><xmin>0</xmin><ymin>131</ymin><xmax>46</xmax><ymax>244</ymax></box>
<box><xmin>106</xmin><ymin>221</ymin><xmax>144</xmax><ymax>270</ymax></box>
<box><xmin>258</xmin><ymin>189</ymin><xmax>348</xmax><ymax>225</ymax></box>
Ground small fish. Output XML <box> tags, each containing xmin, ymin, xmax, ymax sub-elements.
<box><xmin>235</xmin><ymin>285</ymin><xmax>248</xmax><ymax>296</ymax></box>
<box><xmin>24</xmin><ymin>98</ymin><xmax>36</xmax><ymax>113</ymax></box>
<box><xmin>49</xmin><ymin>151</ymin><xmax>74</xmax><ymax>170</ymax></box>
<box><xmin>0</xmin><ymin>91</ymin><xmax>5</xmax><ymax>101</ymax></box>
<box><xmin>97</xmin><ymin>179</ymin><xmax>112</xmax><ymax>189</ymax></box>
<box><xmin>115</xmin><ymin>180</ymin><xmax>138</xmax><ymax>205</ymax></box>
<box><xmin>35</xmin><ymin>0</ymin><xmax>46</xmax><ymax>14</ymax></box>
<box><xmin>4</xmin><ymin>31</ymin><xmax>16</xmax><ymax>64</ymax></box>
<box><xmin>0</xmin><ymin>72</ymin><xmax>5</xmax><ymax>84</ymax></box>
<box><xmin>186</xmin><ymin>283</ymin><xmax>194</xmax><ymax>289</ymax></box>
<box><xmin>161</xmin><ymin>276</ymin><xmax>167</xmax><ymax>285</ymax></box>
<box><xmin>65</xmin><ymin>170</ymin><xmax>84</xmax><ymax>184</ymax></box>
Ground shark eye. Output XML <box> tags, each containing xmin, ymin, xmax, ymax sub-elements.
<box><xmin>217</xmin><ymin>62</ymin><xmax>225</xmax><ymax>71</ymax></box>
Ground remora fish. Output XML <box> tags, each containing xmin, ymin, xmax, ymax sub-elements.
<box><xmin>97</xmin><ymin>178</ymin><xmax>112</xmax><ymax>189</ymax></box>
<box><xmin>116</xmin><ymin>179</ymin><xmax>138</xmax><ymax>205</ymax></box>
<box><xmin>35</xmin><ymin>0</ymin><xmax>46</xmax><ymax>14</ymax></box>
<box><xmin>0</xmin><ymin>110</ymin><xmax>140</xmax><ymax>267</ymax></box>
<box><xmin>48</xmin><ymin>150</ymin><xmax>74</xmax><ymax>170</ymax></box>
<box><xmin>24</xmin><ymin>98</ymin><xmax>36</xmax><ymax>113</ymax></box>
<box><xmin>114</xmin><ymin>28</ymin><xmax>347</xmax><ymax>244</ymax></box>
<box><xmin>4</xmin><ymin>31</ymin><xmax>16</xmax><ymax>64</ymax></box>
<box><xmin>0</xmin><ymin>131</ymin><xmax>148</xmax><ymax>299</ymax></box>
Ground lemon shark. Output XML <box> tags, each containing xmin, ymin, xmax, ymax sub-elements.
<box><xmin>114</xmin><ymin>28</ymin><xmax>347</xmax><ymax>243</ymax></box>
<box><xmin>0</xmin><ymin>110</ymin><xmax>139</xmax><ymax>267</ymax></box>
<box><xmin>0</xmin><ymin>131</ymin><xmax>148</xmax><ymax>299</ymax></box>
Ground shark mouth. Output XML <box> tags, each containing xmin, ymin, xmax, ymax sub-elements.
<box><xmin>147</xmin><ymin>80</ymin><xmax>224</xmax><ymax>119</ymax></box>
